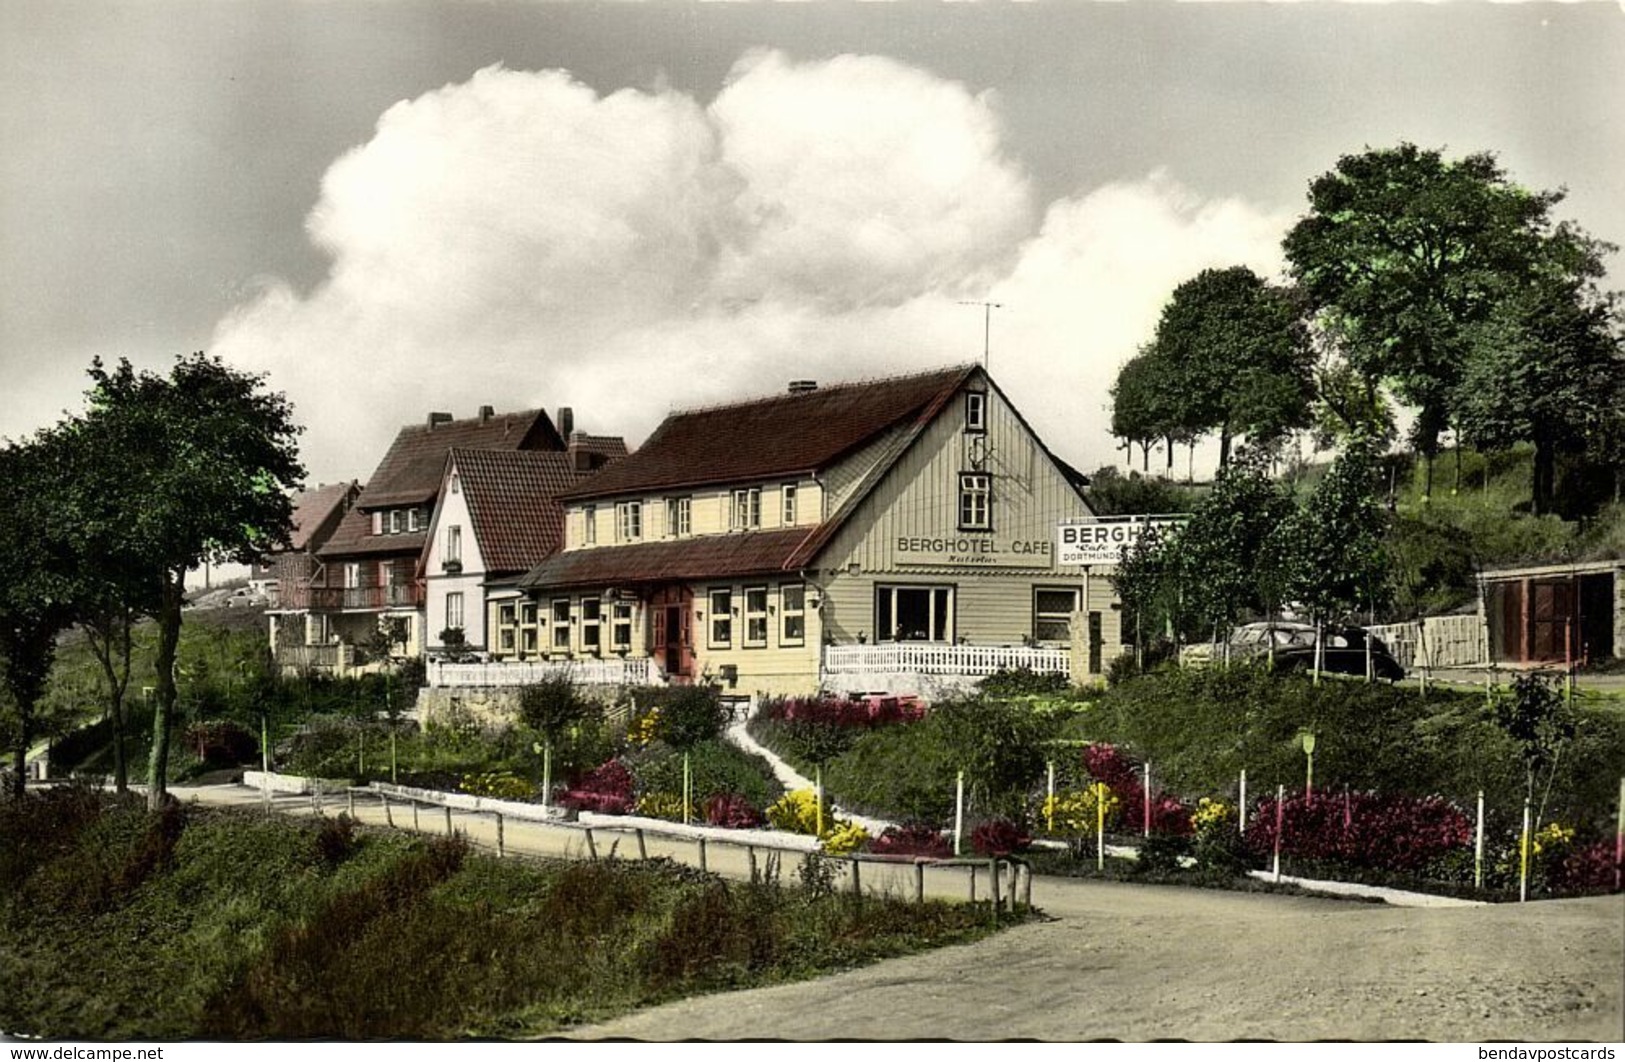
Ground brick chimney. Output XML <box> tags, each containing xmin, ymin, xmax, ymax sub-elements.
<box><xmin>556</xmin><ymin>406</ymin><xmax>575</xmax><ymax>440</ymax></box>
<box><xmin>426</xmin><ymin>411</ymin><xmax>453</xmax><ymax>430</ymax></box>
<box><xmin>479</xmin><ymin>405</ymin><xmax>495</xmax><ymax>424</ymax></box>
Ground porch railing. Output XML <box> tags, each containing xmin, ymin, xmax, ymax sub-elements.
<box><xmin>274</xmin><ymin>644</ymin><xmax>354</xmax><ymax>672</ymax></box>
<box><xmin>821</xmin><ymin>643</ymin><xmax>1071</xmax><ymax>678</ymax></box>
<box><xmin>278</xmin><ymin>584</ymin><xmax>425</xmax><ymax>610</ymax></box>
<box><xmin>427</xmin><ymin>657</ymin><xmax>661</xmax><ymax>689</ymax></box>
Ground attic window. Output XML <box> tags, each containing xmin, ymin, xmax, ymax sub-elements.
<box><xmin>408</xmin><ymin>508</ymin><xmax>421</xmax><ymax>533</ymax></box>
<box><xmin>450</xmin><ymin>473</ymin><xmax>460</xmax><ymax>495</ymax></box>
<box><xmin>959</xmin><ymin>473</ymin><xmax>991</xmax><ymax>531</ymax></box>
<box><xmin>389</xmin><ymin>510</ymin><xmax>402</xmax><ymax>535</ymax></box>
<box><xmin>965</xmin><ymin>392</ymin><xmax>987</xmax><ymax>433</ymax></box>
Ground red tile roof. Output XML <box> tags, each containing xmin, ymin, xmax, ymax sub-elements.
<box><xmin>287</xmin><ymin>481</ymin><xmax>359</xmax><ymax>552</ymax></box>
<box><xmin>317</xmin><ymin>508</ymin><xmax>426</xmax><ymax>560</ymax></box>
<box><xmin>519</xmin><ymin>528</ymin><xmax>816</xmax><ymax>590</ymax></box>
<box><xmin>450</xmin><ymin>449</ymin><xmax>585</xmax><ymax>575</ymax></box>
<box><xmin>559</xmin><ymin>365</ymin><xmax>976</xmax><ymax>500</ymax></box>
<box><xmin>356</xmin><ymin>408</ymin><xmax>564</xmax><ymax>510</ymax></box>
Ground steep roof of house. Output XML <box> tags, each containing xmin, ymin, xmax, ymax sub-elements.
<box><xmin>568</xmin><ymin>434</ymin><xmax>630</xmax><ymax>467</ymax></box>
<box><xmin>317</xmin><ymin>508</ymin><xmax>426</xmax><ymax>560</ymax></box>
<box><xmin>449</xmin><ymin>449</ymin><xmax>585</xmax><ymax>575</ymax></box>
<box><xmin>355</xmin><ymin>408</ymin><xmax>563</xmax><ymax>511</ymax></box>
<box><xmin>518</xmin><ymin>529</ymin><xmax>814</xmax><ymax>590</ymax></box>
<box><xmin>286</xmin><ymin>481</ymin><xmax>359</xmax><ymax>552</ymax></box>
<box><xmin>558</xmin><ymin>365</ymin><xmax>977</xmax><ymax>500</ymax></box>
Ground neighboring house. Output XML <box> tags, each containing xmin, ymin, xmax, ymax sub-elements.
<box><xmin>500</xmin><ymin>365</ymin><xmax>1119</xmax><ymax>698</ymax></box>
<box><xmin>274</xmin><ymin>406</ymin><xmax>568</xmax><ymax>670</ymax></box>
<box><xmin>419</xmin><ymin>444</ymin><xmax>626</xmax><ymax>657</ymax></box>
<box><xmin>1479</xmin><ymin>557</ymin><xmax>1623</xmax><ymax>668</ymax></box>
<box><xmin>264</xmin><ymin>480</ymin><xmax>361</xmax><ymax>662</ymax></box>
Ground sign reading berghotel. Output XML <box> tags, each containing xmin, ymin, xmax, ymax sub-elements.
<box><xmin>1055</xmin><ymin>515</ymin><xmax>1187</xmax><ymax>567</ymax></box>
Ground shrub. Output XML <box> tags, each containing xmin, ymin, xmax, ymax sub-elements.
<box><xmin>1081</xmin><ymin>743</ymin><xmax>1191</xmax><ymax>836</ymax></box>
<box><xmin>557</xmin><ymin>759</ymin><xmax>636</xmax><ymax>816</ymax></box>
<box><xmin>703</xmin><ymin>792</ymin><xmax>764</xmax><ymax>830</ymax></box>
<box><xmin>653</xmin><ymin>687</ymin><xmax>729</xmax><ymax>750</ymax></box>
<box><xmin>313</xmin><ymin>814</ymin><xmax>358</xmax><ymax>867</ymax></box>
<box><xmin>1190</xmin><ymin>798</ymin><xmax>1251</xmax><ymax>876</ymax></box>
<box><xmin>970</xmin><ymin>818</ymin><xmax>1031</xmax><ymax>857</ymax></box>
<box><xmin>766</xmin><ymin>790</ymin><xmax>825</xmax><ymax>836</ymax></box>
<box><xmin>868</xmin><ymin>823</ymin><xmax>952</xmax><ymax>859</ymax></box>
<box><xmin>1245</xmin><ymin>790</ymin><xmax>1471</xmax><ymax>873</ymax></box>
<box><xmin>459</xmin><ymin>771</ymin><xmax>535</xmax><ymax>802</ymax></box>
<box><xmin>820</xmin><ymin>820</ymin><xmax>870</xmax><ymax>856</ymax></box>
<box><xmin>627</xmin><ymin>739</ymin><xmax>782</xmax><ymax>811</ymax></box>
<box><xmin>1134</xmin><ymin>833</ymin><xmax>1193</xmax><ymax>874</ymax></box>
<box><xmin>1041</xmin><ymin>787</ymin><xmax>1120</xmax><ymax>857</ymax></box>
<box><xmin>1547</xmin><ymin>840</ymin><xmax>1622</xmax><ymax>895</ymax></box>
<box><xmin>978</xmin><ymin>667</ymin><xmax>1071</xmax><ymax>698</ymax></box>
<box><xmin>517</xmin><ymin>675</ymin><xmax>597</xmax><ymax>745</ymax></box>
<box><xmin>634</xmin><ymin>791</ymin><xmax>687</xmax><ymax>821</ymax></box>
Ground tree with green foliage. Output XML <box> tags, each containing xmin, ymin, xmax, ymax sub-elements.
<box><xmin>1108</xmin><ymin>349</ymin><xmax>1166</xmax><ymax>473</ymax></box>
<box><xmin>1491</xmin><ymin>673</ymin><xmax>1576</xmax><ymax>824</ymax></box>
<box><xmin>67</xmin><ymin>355</ymin><xmax>303</xmax><ymax>808</ymax></box>
<box><xmin>1140</xmin><ymin>266</ymin><xmax>1314</xmax><ymax>468</ymax></box>
<box><xmin>1084</xmin><ymin>465</ymin><xmax>1200</xmax><ymax>519</ymax></box>
<box><xmin>1453</xmin><ymin>230</ymin><xmax>1624</xmax><ymax>516</ymax></box>
<box><xmin>932</xmin><ymin>698</ymin><xmax>1051</xmax><ymax>820</ymax></box>
<box><xmin>0</xmin><ymin>440</ymin><xmax>76</xmax><ymax>797</ymax></box>
<box><xmin>1284</xmin><ymin>144</ymin><xmax>1559</xmax><ymax>497</ymax></box>
<box><xmin>1271</xmin><ymin>438</ymin><xmax>1392</xmax><ymax>679</ymax></box>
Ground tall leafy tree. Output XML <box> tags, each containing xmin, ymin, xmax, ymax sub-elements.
<box><xmin>1453</xmin><ymin>229</ymin><xmax>1624</xmax><ymax>515</ymax></box>
<box><xmin>1284</xmin><ymin>144</ymin><xmax>1558</xmax><ymax>496</ymax></box>
<box><xmin>0</xmin><ymin>439</ymin><xmax>76</xmax><ymax>797</ymax></box>
<box><xmin>1109</xmin><ymin>349</ymin><xmax>1165</xmax><ymax>472</ymax></box>
<box><xmin>70</xmin><ymin>354</ymin><xmax>303</xmax><ymax>808</ymax></box>
<box><xmin>1144</xmin><ymin>266</ymin><xmax>1314</xmax><ymax>467</ymax></box>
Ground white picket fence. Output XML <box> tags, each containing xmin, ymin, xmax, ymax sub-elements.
<box><xmin>426</xmin><ymin>657</ymin><xmax>660</xmax><ymax>689</ymax></box>
<box><xmin>821</xmin><ymin>643</ymin><xmax>1070</xmax><ymax>678</ymax></box>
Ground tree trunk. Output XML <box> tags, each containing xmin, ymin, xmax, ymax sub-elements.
<box><xmin>1218</xmin><ymin>426</ymin><xmax>1233</xmax><ymax>470</ymax></box>
<box><xmin>1532</xmin><ymin>438</ymin><xmax>1556</xmax><ymax>516</ymax></box>
<box><xmin>90</xmin><ymin>615</ymin><xmax>135</xmax><ymax>794</ymax></box>
<box><xmin>1164</xmin><ymin>435</ymin><xmax>1175</xmax><ymax>477</ymax></box>
<box><xmin>1422</xmin><ymin>450</ymin><xmax>1433</xmax><ymax>503</ymax></box>
<box><xmin>1141</xmin><ymin>440</ymin><xmax>1150</xmax><ymax>473</ymax></box>
<box><xmin>147</xmin><ymin>570</ymin><xmax>184</xmax><ymax>809</ymax></box>
<box><xmin>8</xmin><ymin>710</ymin><xmax>27</xmax><ymax>798</ymax></box>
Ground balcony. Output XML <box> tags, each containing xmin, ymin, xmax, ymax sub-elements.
<box><xmin>427</xmin><ymin>657</ymin><xmax>661</xmax><ymax>689</ymax></box>
<box><xmin>279</xmin><ymin>584</ymin><xmax>425</xmax><ymax>611</ymax></box>
<box><xmin>821</xmin><ymin>643</ymin><xmax>1070</xmax><ymax>679</ymax></box>
<box><xmin>274</xmin><ymin>644</ymin><xmax>355</xmax><ymax>672</ymax></box>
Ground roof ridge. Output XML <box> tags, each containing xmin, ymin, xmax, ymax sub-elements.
<box><xmin>663</xmin><ymin>364</ymin><xmax>975</xmax><ymax>419</ymax></box>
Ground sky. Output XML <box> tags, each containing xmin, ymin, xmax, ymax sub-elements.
<box><xmin>3</xmin><ymin>0</ymin><xmax>1622</xmax><ymax>489</ymax></box>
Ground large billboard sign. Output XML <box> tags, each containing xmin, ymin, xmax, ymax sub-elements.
<box><xmin>1055</xmin><ymin>515</ymin><xmax>1186</xmax><ymax>567</ymax></box>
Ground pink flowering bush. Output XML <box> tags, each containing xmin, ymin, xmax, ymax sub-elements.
<box><xmin>1546</xmin><ymin>840</ymin><xmax>1622</xmax><ymax>895</ymax></box>
<box><xmin>868</xmin><ymin>823</ymin><xmax>953</xmax><ymax>859</ymax></box>
<box><xmin>557</xmin><ymin>759</ymin><xmax>636</xmax><ymax>816</ymax></box>
<box><xmin>703</xmin><ymin>792</ymin><xmax>764</xmax><ymax>830</ymax></box>
<box><xmin>761</xmin><ymin>695</ymin><xmax>926</xmax><ymax>729</ymax></box>
<box><xmin>1080</xmin><ymin>743</ymin><xmax>1193</xmax><ymax>836</ymax></box>
<box><xmin>1244</xmin><ymin>791</ymin><xmax>1471</xmax><ymax>873</ymax></box>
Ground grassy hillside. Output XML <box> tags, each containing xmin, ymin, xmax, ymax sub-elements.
<box><xmin>1</xmin><ymin>792</ymin><xmax>1005</xmax><ymax>1039</ymax></box>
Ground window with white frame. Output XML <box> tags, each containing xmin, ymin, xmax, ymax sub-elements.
<box><xmin>616</xmin><ymin>501</ymin><xmax>642</xmax><ymax>542</ymax></box>
<box><xmin>408</xmin><ymin>508</ymin><xmax>420</xmax><ymax>533</ymax></box>
<box><xmin>520</xmin><ymin>600</ymin><xmax>539</xmax><ymax>655</ymax></box>
<box><xmin>875</xmin><ymin>585</ymin><xmax>954</xmax><ymax>643</ymax></box>
<box><xmin>446</xmin><ymin>591</ymin><xmax>464</xmax><ymax>632</ymax></box>
<box><xmin>665</xmin><ymin>496</ymin><xmax>691</xmax><ymax>537</ymax></box>
<box><xmin>582</xmin><ymin>504</ymin><xmax>596</xmax><ymax>545</ymax></box>
<box><xmin>389</xmin><ymin>510</ymin><xmax>402</xmax><ymax>534</ymax></box>
<box><xmin>496</xmin><ymin>602</ymin><xmax>516</xmax><ymax>654</ymax></box>
<box><xmin>708</xmin><ymin>588</ymin><xmax>732</xmax><ymax>648</ymax></box>
<box><xmin>344</xmin><ymin>562</ymin><xmax>360</xmax><ymax>589</ymax></box>
<box><xmin>744</xmin><ymin>587</ymin><xmax>768</xmax><ymax>647</ymax></box>
<box><xmin>781</xmin><ymin>484</ymin><xmax>797</xmax><ymax>526</ymax></box>
<box><xmin>1033</xmin><ymin>587</ymin><xmax>1080</xmax><ymax>644</ymax></box>
<box><xmin>959</xmin><ymin>473</ymin><xmax>991</xmax><ymax>530</ymax></box>
<box><xmin>581</xmin><ymin>597</ymin><xmax>601</xmax><ymax>652</ymax></box>
<box><xmin>371</xmin><ymin>511</ymin><xmax>383</xmax><ymax>535</ymax></box>
<box><xmin>446</xmin><ymin>525</ymin><xmax>462</xmax><ymax>564</ymax></box>
<box><xmin>731</xmin><ymin>488</ymin><xmax>761</xmax><ymax>531</ymax></box>
<box><xmin>780</xmin><ymin>584</ymin><xmax>806</xmax><ymax>646</ymax></box>
<box><xmin>611</xmin><ymin>601</ymin><xmax>633</xmax><ymax>651</ymax></box>
<box><xmin>551</xmin><ymin>598</ymin><xmax>571</xmax><ymax>650</ymax></box>
<box><xmin>966</xmin><ymin>391</ymin><xmax>987</xmax><ymax>432</ymax></box>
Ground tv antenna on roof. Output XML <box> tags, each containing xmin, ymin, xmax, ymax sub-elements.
<box><xmin>958</xmin><ymin>300</ymin><xmax>1004</xmax><ymax>370</ymax></box>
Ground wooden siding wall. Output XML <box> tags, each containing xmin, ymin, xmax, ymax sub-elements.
<box><xmin>564</xmin><ymin>478</ymin><xmax>825</xmax><ymax>550</ymax></box>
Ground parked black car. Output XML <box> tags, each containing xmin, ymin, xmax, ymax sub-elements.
<box><xmin>1225</xmin><ymin>621</ymin><xmax>1405</xmax><ymax>681</ymax></box>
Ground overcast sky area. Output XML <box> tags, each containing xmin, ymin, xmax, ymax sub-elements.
<box><xmin>3</xmin><ymin>0</ymin><xmax>1622</xmax><ymax>488</ymax></box>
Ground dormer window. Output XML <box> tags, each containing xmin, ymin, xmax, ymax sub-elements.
<box><xmin>407</xmin><ymin>508</ymin><xmax>421</xmax><ymax>533</ymax></box>
<box><xmin>388</xmin><ymin>510</ymin><xmax>402</xmax><ymax>534</ymax></box>
<box><xmin>371</xmin><ymin>511</ymin><xmax>383</xmax><ymax>536</ymax></box>
<box><xmin>965</xmin><ymin>392</ymin><xmax>987</xmax><ymax>433</ymax></box>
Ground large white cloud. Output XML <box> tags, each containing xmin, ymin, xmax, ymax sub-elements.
<box><xmin>211</xmin><ymin>51</ymin><xmax>1288</xmax><ymax>484</ymax></box>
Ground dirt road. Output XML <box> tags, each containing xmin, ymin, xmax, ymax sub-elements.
<box><xmin>177</xmin><ymin>782</ymin><xmax>1624</xmax><ymax>1042</ymax></box>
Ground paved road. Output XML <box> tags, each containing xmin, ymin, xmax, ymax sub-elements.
<box><xmin>174</xmin><ymin>782</ymin><xmax>1625</xmax><ymax>1042</ymax></box>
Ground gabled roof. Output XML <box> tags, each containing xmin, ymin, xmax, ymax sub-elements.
<box><xmin>558</xmin><ymin>365</ymin><xmax>977</xmax><ymax>500</ymax></box>
<box><xmin>447</xmin><ymin>449</ymin><xmax>585</xmax><ymax>575</ymax></box>
<box><xmin>286</xmin><ymin>481</ymin><xmax>360</xmax><ymax>552</ymax></box>
<box><xmin>567</xmin><ymin>434</ymin><xmax>630</xmax><ymax>469</ymax></box>
<box><xmin>518</xmin><ymin>529</ymin><xmax>815</xmax><ymax>590</ymax></box>
<box><xmin>317</xmin><ymin>508</ymin><xmax>425</xmax><ymax>560</ymax></box>
<box><xmin>356</xmin><ymin>408</ymin><xmax>563</xmax><ymax>511</ymax></box>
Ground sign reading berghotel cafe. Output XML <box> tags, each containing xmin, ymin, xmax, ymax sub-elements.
<box><xmin>1055</xmin><ymin>515</ymin><xmax>1187</xmax><ymax>567</ymax></box>
<box><xmin>895</xmin><ymin>534</ymin><xmax>1054</xmax><ymax>568</ymax></box>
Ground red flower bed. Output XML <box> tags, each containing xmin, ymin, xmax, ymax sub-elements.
<box><xmin>970</xmin><ymin>818</ymin><xmax>1032</xmax><ymax>856</ymax></box>
<box><xmin>703</xmin><ymin>792</ymin><xmax>764</xmax><ymax>829</ymax></box>
<box><xmin>869</xmin><ymin>823</ymin><xmax>953</xmax><ymax>859</ymax></box>
<box><xmin>557</xmin><ymin>759</ymin><xmax>636</xmax><ymax>816</ymax></box>
<box><xmin>1548</xmin><ymin>840</ymin><xmax>1623</xmax><ymax>895</ymax></box>
<box><xmin>1081</xmin><ymin>743</ymin><xmax>1193</xmax><ymax>836</ymax></box>
<box><xmin>1244</xmin><ymin>790</ymin><xmax>1471</xmax><ymax>873</ymax></box>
